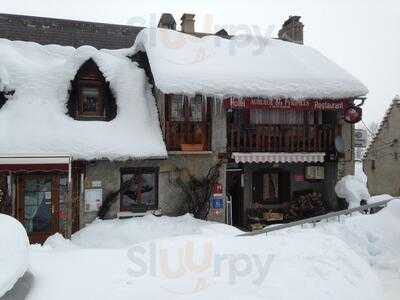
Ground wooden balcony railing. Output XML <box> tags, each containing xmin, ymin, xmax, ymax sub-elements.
<box><xmin>165</xmin><ymin>121</ymin><xmax>211</xmax><ymax>151</ymax></box>
<box><xmin>227</xmin><ymin>124</ymin><xmax>335</xmax><ymax>153</ymax></box>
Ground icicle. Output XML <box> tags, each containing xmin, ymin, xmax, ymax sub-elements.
<box><xmin>202</xmin><ymin>94</ymin><xmax>207</xmax><ymax>117</ymax></box>
<box><xmin>218</xmin><ymin>97</ymin><xmax>223</xmax><ymax>114</ymax></box>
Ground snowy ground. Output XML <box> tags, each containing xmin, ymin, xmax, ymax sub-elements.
<box><xmin>2</xmin><ymin>198</ymin><xmax>400</xmax><ymax>300</ymax></box>
<box><xmin>0</xmin><ymin>215</ymin><xmax>29</xmax><ymax>298</ymax></box>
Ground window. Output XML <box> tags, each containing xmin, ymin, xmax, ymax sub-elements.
<box><xmin>165</xmin><ymin>94</ymin><xmax>211</xmax><ymax>151</ymax></box>
<box><xmin>120</xmin><ymin>168</ymin><xmax>158</xmax><ymax>212</ymax></box>
<box><xmin>68</xmin><ymin>59</ymin><xmax>117</xmax><ymax>121</ymax></box>
<box><xmin>78</xmin><ymin>82</ymin><xmax>105</xmax><ymax>118</ymax></box>
<box><xmin>250</xmin><ymin>110</ymin><xmax>322</xmax><ymax>125</ymax></box>
<box><xmin>252</xmin><ymin>172</ymin><xmax>290</xmax><ymax>205</ymax></box>
<box><xmin>262</xmin><ymin>173</ymin><xmax>279</xmax><ymax>204</ymax></box>
<box><xmin>170</xmin><ymin>95</ymin><xmax>204</xmax><ymax>122</ymax></box>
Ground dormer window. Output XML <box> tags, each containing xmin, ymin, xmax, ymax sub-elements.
<box><xmin>67</xmin><ymin>59</ymin><xmax>117</xmax><ymax>121</ymax></box>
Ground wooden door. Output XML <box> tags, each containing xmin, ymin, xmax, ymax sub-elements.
<box><xmin>17</xmin><ymin>174</ymin><xmax>60</xmax><ymax>244</ymax></box>
<box><xmin>226</xmin><ymin>171</ymin><xmax>244</xmax><ymax>227</ymax></box>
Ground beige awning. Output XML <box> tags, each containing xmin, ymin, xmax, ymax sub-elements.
<box><xmin>232</xmin><ymin>152</ymin><xmax>326</xmax><ymax>164</ymax></box>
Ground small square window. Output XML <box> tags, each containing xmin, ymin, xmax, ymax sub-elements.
<box><xmin>82</xmin><ymin>88</ymin><xmax>100</xmax><ymax>113</ymax></box>
<box><xmin>77</xmin><ymin>81</ymin><xmax>105</xmax><ymax>119</ymax></box>
<box><xmin>120</xmin><ymin>168</ymin><xmax>158</xmax><ymax>212</ymax></box>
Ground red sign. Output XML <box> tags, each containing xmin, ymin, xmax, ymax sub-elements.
<box><xmin>224</xmin><ymin>98</ymin><xmax>349</xmax><ymax>111</ymax></box>
<box><xmin>344</xmin><ymin>106</ymin><xmax>362</xmax><ymax>124</ymax></box>
<box><xmin>213</xmin><ymin>183</ymin><xmax>223</xmax><ymax>196</ymax></box>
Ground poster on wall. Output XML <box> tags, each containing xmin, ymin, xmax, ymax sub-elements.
<box><xmin>85</xmin><ymin>188</ymin><xmax>103</xmax><ymax>212</ymax></box>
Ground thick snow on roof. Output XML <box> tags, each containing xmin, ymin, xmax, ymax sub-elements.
<box><xmin>0</xmin><ymin>39</ymin><xmax>166</xmax><ymax>160</ymax></box>
<box><xmin>131</xmin><ymin>28</ymin><xmax>368</xmax><ymax>100</ymax></box>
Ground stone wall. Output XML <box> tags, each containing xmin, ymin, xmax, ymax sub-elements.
<box><xmin>364</xmin><ymin>101</ymin><xmax>400</xmax><ymax>196</ymax></box>
<box><xmin>81</xmin><ymin>93</ymin><xmax>228</xmax><ymax>226</ymax></box>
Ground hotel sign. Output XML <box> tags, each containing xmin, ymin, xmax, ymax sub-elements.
<box><xmin>224</xmin><ymin>98</ymin><xmax>349</xmax><ymax>111</ymax></box>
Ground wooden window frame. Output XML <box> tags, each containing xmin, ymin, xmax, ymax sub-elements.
<box><xmin>252</xmin><ymin>170</ymin><xmax>291</xmax><ymax>205</ymax></box>
<box><xmin>165</xmin><ymin>94</ymin><xmax>212</xmax><ymax>151</ymax></box>
<box><xmin>120</xmin><ymin>167</ymin><xmax>159</xmax><ymax>212</ymax></box>
<box><xmin>76</xmin><ymin>80</ymin><xmax>106</xmax><ymax>120</ymax></box>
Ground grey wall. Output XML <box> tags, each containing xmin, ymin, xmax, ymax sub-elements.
<box><xmin>81</xmin><ymin>94</ymin><xmax>229</xmax><ymax>226</ymax></box>
<box><xmin>364</xmin><ymin>101</ymin><xmax>400</xmax><ymax>196</ymax></box>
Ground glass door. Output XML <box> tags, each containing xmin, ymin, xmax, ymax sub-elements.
<box><xmin>18</xmin><ymin>175</ymin><xmax>58</xmax><ymax>244</ymax></box>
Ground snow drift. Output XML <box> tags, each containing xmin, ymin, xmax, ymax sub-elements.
<box><xmin>53</xmin><ymin>214</ymin><xmax>241</xmax><ymax>249</ymax></box>
<box><xmin>0</xmin><ymin>214</ymin><xmax>29</xmax><ymax>297</ymax></box>
<box><xmin>281</xmin><ymin>196</ymin><xmax>400</xmax><ymax>299</ymax></box>
<box><xmin>131</xmin><ymin>28</ymin><xmax>368</xmax><ymax>99</ymax></box>
<box><xmin>35</xmin><ymin>213</ymin><xmax>383</xmax><ymax>300</ymax></box>
<box><xmin>0</xmin><ymin>39</ymin><xmax>166</xmax><ymax>160</ymax></box>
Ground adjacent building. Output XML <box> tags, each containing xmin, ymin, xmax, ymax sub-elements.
<box><xmin>0</xmin><ymin>13</ymin><xmax>367</xmax><ymax>242</ymax></box>
<box><xmin>363</xmin><ymin>95</ymin><xmax>400</xmax><ymax>196</ymax></box>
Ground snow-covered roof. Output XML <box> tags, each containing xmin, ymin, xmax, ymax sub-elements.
<box><xmin>0</xmin><ymin>39</ymin><xmax>167</xmax><ymax>160</ymax></box>
<box><xmin>131</xmin><ymin>28</ymin><xmax>368</xmax><ymax>100</ymax></box>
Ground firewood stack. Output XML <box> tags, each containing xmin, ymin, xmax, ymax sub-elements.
<box><xmin>287</xmin><ymin>191</ymin><xmax>326</xmax><ymax>220</ymax></box>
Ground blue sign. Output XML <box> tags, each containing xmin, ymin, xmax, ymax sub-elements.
<box><xmin>212</xmin><ymin>197</ymin><xmax>224</xmax><ymax>209</ymax></box>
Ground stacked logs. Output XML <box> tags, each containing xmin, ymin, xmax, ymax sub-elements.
<box><xmin>287</xmin><ymin>191</ymin><xmax>326</xmax><ymax>220</ymax></box>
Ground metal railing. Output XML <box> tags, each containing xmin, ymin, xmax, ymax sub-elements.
<box><xmin>238</xmin><ymin>198</ymin><xmax>397</xmax><ymax>237</ymax></box>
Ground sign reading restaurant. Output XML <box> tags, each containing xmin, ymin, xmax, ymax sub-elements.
<box><xmin>224</xmin><ymin>98</ymin><xmax>349</xmax><ymax>111</ymax></box>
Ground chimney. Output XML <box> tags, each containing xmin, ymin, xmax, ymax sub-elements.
<box><xmin>158</xmin><ymin>13</ymin><xmax>176</xmax><ymax>30</ymax></box>
<box><xmin>278</xmin><ymin>16</ymin><xmax>304</xmax><ymax>44</ymax></box>
<box><xmin>181</xmin><ymin>13</ymin><xmax>195</xmax><ymax>34</ymax></box>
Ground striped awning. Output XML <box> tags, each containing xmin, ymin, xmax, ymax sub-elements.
<box><xmin>232</xmin><ymin>152</ymin><xmax>326</xmax><ymax>164</ymax></box>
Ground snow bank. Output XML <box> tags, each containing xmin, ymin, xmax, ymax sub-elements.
<box><xmin>0</xmin><ymin>39</ymin><xmax>166</xmax><ymax>160</ymax></box>
<box><xmin>33</xmin><ymin>214</ymin><xmax>382</xmax><ymax>300</ymax></box>
<box><xmin>68</xmin><ymin>214</ymin><xmax>241</xmax><ymax>248</ymax></box>
<box><xmin>0</xmin><ymin>214</ymin><xmax>29</xmax><ymax>297</ymax></box>
<box><xmin>335</xmin><ymin>175</ymin><xmax>370</xmax><ymax>208</ymax></box>
<box><xmin>131</xmin><ymin>28</ymin><xmax>368</xmax><ymax>99</ymax></box>
<box><xmin>274</xmin><ymin>195</ymin><xmax>399</xmax><ymax>299</ymax></box>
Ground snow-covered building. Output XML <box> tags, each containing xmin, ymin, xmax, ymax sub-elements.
<box><xmin>363</xmin><ymin>95</ymin><xmax>400</xmax><ymax>196</ymax></box>
<box><xmin>0</xmin><ymin>13</ymin><xmax>367</xmax><ymax>242</ymax></box>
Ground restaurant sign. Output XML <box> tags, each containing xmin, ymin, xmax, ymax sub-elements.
<box><xmin>224</xmin><ymin>98</ymin><xmax>349</xmax><ymax>111</ymax></box>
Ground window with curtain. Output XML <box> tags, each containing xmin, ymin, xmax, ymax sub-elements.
<box><xmin>250</xmin><ymin>110</ymin><xmax>322</xmax><ymax>125</ymax></box>
<box><xmin>170</xmin><ymin>95</ymin><xmax>204</xmax><ymax>122</ymax></box>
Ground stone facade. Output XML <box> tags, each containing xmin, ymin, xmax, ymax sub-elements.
<box><xmin>79</xmin><ymin>95</ymin><xmax>228</xmax><ymax>226</ymax></box>
<box><xmin>363</xmin><ymin>98</ymin><xmax>400</xmax><ymax>196</ymax></box>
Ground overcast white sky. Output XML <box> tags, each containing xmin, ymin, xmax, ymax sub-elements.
<box><xmin>1</xmin><ymin>0</ymin><xmax>399</xmax><ymax>125</ymax></box>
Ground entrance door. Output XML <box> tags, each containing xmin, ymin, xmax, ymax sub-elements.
<box><xmin>17</xmin><ymin>174</ymin><xmax>61</xmax><ymax>244</ymax></box>
<box><xmin>226</xmin><ymin>170</ymin><xmax>244</xmax><ymax>228</ymax></box>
